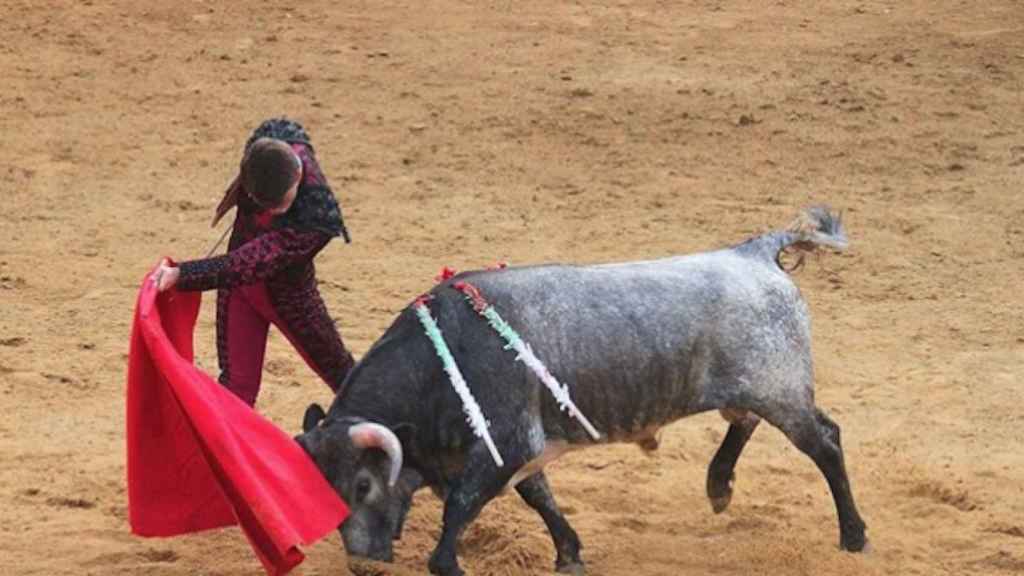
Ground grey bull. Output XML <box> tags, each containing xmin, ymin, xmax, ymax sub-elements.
<box><xmin>296</xmin><ymin>206</ymin><xmax>868</xmax><ymax>576</ymax></box>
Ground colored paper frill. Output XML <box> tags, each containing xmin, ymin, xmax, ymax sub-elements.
<box><xmin>413</xmin><ymin>301</ymin><xmax>504</xmax><ymax>467</ymax></box>
<box><xmin>453</xmin><ymin>281</ymin><xmax>600</xmax><ymax>440</ymax></box>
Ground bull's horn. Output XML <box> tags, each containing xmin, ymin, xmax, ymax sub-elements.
<box><xmin>348</xmin><ymin>423</ymin><xmax>403</xmax><ymax>488</ymax></box>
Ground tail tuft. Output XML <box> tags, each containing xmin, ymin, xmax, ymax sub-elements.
<box><xmin>732</xmin><ymin>204</ymin><xmax>848</xmax><ymax>271</ymax></box>
<box><xmin>787</xmin><ymin>205</ymin><xmax>848</xmax><ymax>252</ymax></box>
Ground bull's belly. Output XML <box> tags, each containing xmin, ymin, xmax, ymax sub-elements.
<box><xmin>507</xmin><ymin>422</ymin><xmax>668</xmax><ymax>490</ymax></box>
<box><xmin>602</xmin><ymin>422</ymin><xmax>667</xmax><ymax>452</ymax></box>
<box><xmin>510</xmin><ymin>414</ymin><xmax>689</xmax><ymax>490</ymax></box>
<box><xmin>507</xmin><ymin>440</ymin><xmax>573</xmax><ymax>489</ymax></box>
<box><xmin>542</xmin><ymin>388</ymin><xmax>702</xmax><ymax>445</ymax></box>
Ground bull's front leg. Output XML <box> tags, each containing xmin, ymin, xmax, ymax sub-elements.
<box><xmin>428</xmin><ymin>443</ymin><xmax>521</xmax><ymax>576</ymax></box>
<box><xmin>515</xmin><ymin>472</ymin><xmax>584</xmax><ymax>574</ymax></box>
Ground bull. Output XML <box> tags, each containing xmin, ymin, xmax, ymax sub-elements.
<box><xmin>296</xmin><ymin>206</ymin><xmax>868</xmax><ymax>576</ymax></box>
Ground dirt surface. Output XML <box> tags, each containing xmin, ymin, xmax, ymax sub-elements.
<box><xmin>2</xmin><ymin>1</ymin><xmax>1023</xmax><ymax>574</ymax></box>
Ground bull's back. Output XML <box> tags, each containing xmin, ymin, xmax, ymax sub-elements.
<box><xmin>449</xmin><ymin>251</ymin><xmax>808</xmax><ymax>442</ymax></box>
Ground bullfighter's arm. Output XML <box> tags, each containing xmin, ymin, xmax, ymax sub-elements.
<box><xmin>175</xmin><ymin>228</ymin><xmax>329</xmax><ymax>292</ymax></box>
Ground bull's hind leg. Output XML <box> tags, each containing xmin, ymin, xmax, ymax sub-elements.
<box><xmin>516</xmin><ymin>472</ymin><xmax>584</xmax><ymax>575</ymax></box>
<box><xmin>769</xmin><ymin>406</ymin><xmax>868</xmax><ymax>552</ymax></box>
<box><xmin>706</xmin><ymin>410</ymin><xmax>761</xmax><ymax>513</ymax></box>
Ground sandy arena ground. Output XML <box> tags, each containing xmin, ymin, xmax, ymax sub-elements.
<box><xmin>2</xmin><ymin>1</ymin><xmax>1023</xmax><ymax>574</ymax></box>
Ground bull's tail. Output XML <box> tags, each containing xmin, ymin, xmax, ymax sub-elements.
<box><xmin>736</xmin><ymin>205</ymin><xmax>848</xmax><ymax>271</ymax></box>
<box><xmin>785</xmin><ymin>205</ymin><xmax>848</xmax><ymax>252</ymax></box>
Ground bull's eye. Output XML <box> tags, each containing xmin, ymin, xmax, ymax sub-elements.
<box><xmin>355</xmin><ymin>478</ymin><xmax>372</xmax><ymax>501</ymax></box>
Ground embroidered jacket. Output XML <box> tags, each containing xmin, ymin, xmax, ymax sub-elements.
<box><xmin>177</xmin><ymin>118</ymin><xmax>349</xmax><ymax>292</ymax></box>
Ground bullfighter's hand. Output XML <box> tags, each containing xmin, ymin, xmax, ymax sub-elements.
<box><xmin>152</xmin><ymin>258</ymin><xmax>180</xmax><ymax>292</ymax></box>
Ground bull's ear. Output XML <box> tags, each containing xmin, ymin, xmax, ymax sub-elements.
<box><xmin>303</xmin><ymin>403</ymin><xmax>326</xmax><ymax>433</ymax></box>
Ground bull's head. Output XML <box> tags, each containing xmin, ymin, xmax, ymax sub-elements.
<box><xmin>295</xmin><ymin>403</ymin><xmax>420</xmax><ymax>562</ymax></box>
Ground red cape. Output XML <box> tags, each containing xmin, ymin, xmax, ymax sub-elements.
<box><xmin>126</xmin><ymin>274</ymin><xmax>349</xmax><ymax>575</ymax></box>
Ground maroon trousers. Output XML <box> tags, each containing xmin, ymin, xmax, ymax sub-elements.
<box><xmin>215</xmin><ymin>281</ymin><xmax>354</xmax><ymax>406</ymax></box>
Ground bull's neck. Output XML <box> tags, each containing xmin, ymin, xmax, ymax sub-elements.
<box><xmin>335</xmin><ymin>388</ymin><xmax>421</xmax><ymax>429</ymax></box>
<box><xmin>330</xmin><ymin>356</ymin><xmax>434</xmax><ymax>431</ymax></box>
<box><xmin>329</xmin><ymin>308</ymin><xmax>442</xmax><ymax>431</ymax></box>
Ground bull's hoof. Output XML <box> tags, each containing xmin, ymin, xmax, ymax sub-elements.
<box><xmin>428</xmin><ymin>553</ymin><xmax>464</xmax><ymax>576</ymax></box>
<box><xmin>704</xmin><ymin>469</ymin><xmax>737</xmax><ymax>512</ymax></box>
<box><xmin>348</xmin><ymin>558</ymin><xmax>402</xmax><ymax>576</ymax></box>
<box><xmin>706</xmin><ymin>471</ymin><xmax>734</xmax><ymax>514</ymax></box>
<box><xmin>427</xmin><ymin>565</ymin><xmax>464</xmax><ymax>576</ymax></box>
<box><xmin>556</xmin><ymin>561</ymin><xmax>586</xmax><ymax>576</ymax></box>
<box><xmin>709</xmin><ymin>492</ymin><xmax>732</xmax><ymax>514</ymax></box>
<box><xmin>840</xmin><ymin>533</ymin><xmax>870</xmax><ymax>553</ymax></box>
